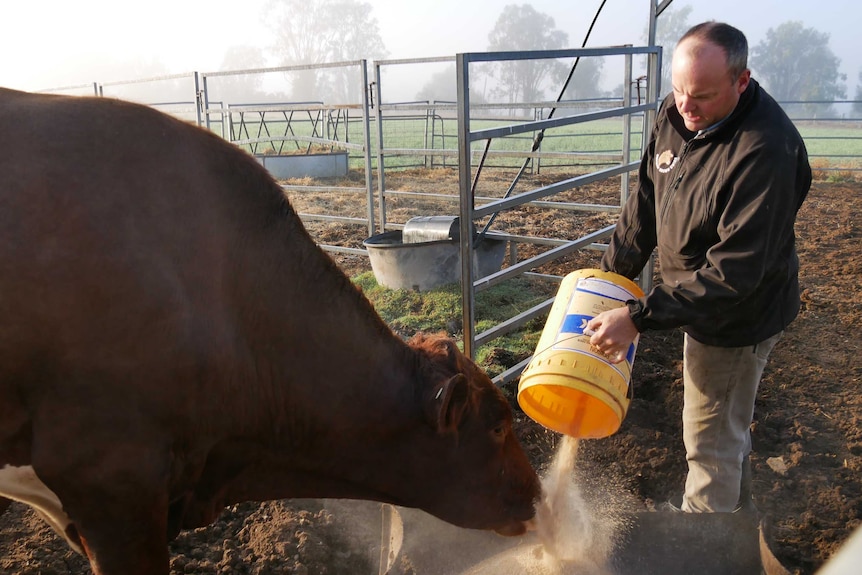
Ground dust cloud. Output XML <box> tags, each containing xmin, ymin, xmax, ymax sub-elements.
<box><xmin>324</xmin><ymin>433</ymin><xmax>634</xmax><ymax>574</ymax></box>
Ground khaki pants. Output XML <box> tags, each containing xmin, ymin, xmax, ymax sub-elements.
<box><xmin>681</xmin><ymin>331</ymin><xmax>782</xmax><ymax>513</ymax></box>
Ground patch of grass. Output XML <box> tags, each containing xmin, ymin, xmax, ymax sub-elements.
<box><xmin>810</xmin><ymin>158</ymin><xmax>861</xmax><ymax>183</ymax></box>
<box><xmin>826</xmin><ymin>170</ymin><xmax>859</xmax><ymax>183</ymax></box>
<box><xmin>353</xmin><ymin>272</ymin><xmax>462</xmax><ymax>335</ymax></box>
<box><xmin>353</xmin><ymin>271</ymin><xmax>551</xmax><ymax>377</ymax></box>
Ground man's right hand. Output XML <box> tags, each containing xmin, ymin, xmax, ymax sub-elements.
<box><xmin>586</xmin><ymin>307</ymin><xmax>639</xmax><ymax>364</ymax></box>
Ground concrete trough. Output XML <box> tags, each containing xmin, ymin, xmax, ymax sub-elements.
<box><xmin>254</xmin><ymin>151</ymin><xmax>348</xmax><ymax>179</ymax></box>
<box><xmin>363</xmin><ymin>229</ymin><xmax>507</xmax><ymax>292</ymax></box>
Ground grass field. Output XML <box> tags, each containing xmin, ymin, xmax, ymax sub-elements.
<box><xmin>228</xmin><ymin>111</ymin><xmax>862</xmax><ymax>176</ymax></box>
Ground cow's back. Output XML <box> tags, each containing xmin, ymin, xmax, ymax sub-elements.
<box><xmin>0</xmin><ymin>88</ymin><xmax>307</xmax><ymax>422</ymax></box>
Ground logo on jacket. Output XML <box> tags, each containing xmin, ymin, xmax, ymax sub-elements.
<box><xmin>656</xmin><ymin>149</ymin><xmax>679</xmax><ymax>173</ymax></box>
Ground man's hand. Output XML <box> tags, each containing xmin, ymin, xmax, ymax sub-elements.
<box><xmin>586</xmin><ymin>307</ymin><xmax>639</xmax><ymax>364</ymax></box>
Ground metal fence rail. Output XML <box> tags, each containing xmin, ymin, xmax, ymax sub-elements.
<box><xmin>35</xmin><ymin>56</ymin><xmax>862</xmax><ymax>371</ymax></box>
<box><xmin>447</xmin><ymin>45</ymin><xmax>663</xmax><ymax>359</ymax></box>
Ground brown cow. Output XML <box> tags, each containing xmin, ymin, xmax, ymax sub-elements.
<box><xmin>0</xmin><ymin>87</ymin><xmax>540</xmax><ymax>575</ymax></box>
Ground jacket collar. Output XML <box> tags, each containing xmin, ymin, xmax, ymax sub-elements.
<box><xmin>666</xmin><ymin>78</ymin><xmax>759</xmax><ymax>141</ymax></box>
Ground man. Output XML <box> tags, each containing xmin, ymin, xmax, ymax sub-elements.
<box><xmin>586</xmin><ymin>21</ymin><xmax>811</xmax><ymax>513</ymax></box>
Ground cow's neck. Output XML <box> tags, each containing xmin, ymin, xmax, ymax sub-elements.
<box><xmin>234</xmin><ymin>227</ymin><xmax>417</xmax><ymax>436</ymax></box>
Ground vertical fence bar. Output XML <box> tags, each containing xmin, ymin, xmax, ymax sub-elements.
<box><xmin>359</xmin><ymin>60</ymin><xmax>376</xmax><ymax>238</ymax></box>
<box><xmin>373</xmin><ymin>62</ymin><xmax>387</xmax><ymax>233</ymax></box>
<box><xmin>638</xmin><ymin>47</ymin><xmax>662</xmax><ymax>296</ymax></box>
<box><xmin>193</xmin><ymin>72</ymin><xmax>203</xmax><ymax>128</ymax></box>
<box><xmin>201</xmin><ymin>74</ymin><xmax>212</xmax><ymax>132</ymax></box>
<box><xmin>455</xmin><ymin>53</ymin><xmax>476</xmax><ymax>359</ymax></box>
<box><xmin>423</xmin><ymin>104</ymin><xmax>432</xmax><ymax>169</ymax></box>
<box><xmin>621</xmin><ymin>54</ymin><xmax>633</xmax><ymax>205</ymax></box>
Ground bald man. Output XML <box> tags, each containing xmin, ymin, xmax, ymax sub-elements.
<box><xmin>587</xmin><ymin>22</ymin><xmax>811</xmax><ymax>513</ymax></box>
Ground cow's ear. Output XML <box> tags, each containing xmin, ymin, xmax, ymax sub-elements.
<box><xmin>430</xmin><ymin>374</ymin><xmax>470</xmax><ymax>434</ymax></box>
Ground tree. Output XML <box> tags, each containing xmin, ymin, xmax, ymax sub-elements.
<box><xmin>414</xmin><ymin>65</ymin><xmax>486</xmax><ymax>104</ymax></box>
<box><xmin>751</xmin><ymin>21</ymin><xmax>846</xmax><ymax>117</ymax></box>
<box><xmin>265</xmin><ymin>0</ymin><xmax>388</xmax><ymax>103</ymax></box>
<box><xmin>415</xmin><ymin>67</ymin><xmax>457</xmax><ymax>103</ymax></box>
<box><xmin>854</xmin><ymin>70</ymin><xmax>862</xmax><ymax>116</ymax></box>
<box><xmin>651</xmin><ymin>4</ymin><xmax>693</xmax><ymax>96</ymax></box>
<box><xmin>208</xmin><ymin>45</ymin><xmax>268</xmax><ymax>105</ymax></box>
<box><xmin>486</xmin><ymin>4</ymin><xmax>569</xmax><ymax>105</ymax></box>
<box><xmin>559</xmin><ymin>57</ymin><xmax>606</xmax><ymax>102</ymax></box>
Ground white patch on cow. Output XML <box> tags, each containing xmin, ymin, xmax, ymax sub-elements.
<box><xmin>0</xmin><ymin>464</ymin><xmax>83</xmax><ymax>554</ymax></box>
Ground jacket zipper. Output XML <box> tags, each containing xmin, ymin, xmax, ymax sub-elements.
<box><xmin>658</xmin><ymin>134</ymin><xmax>704</xmax><ymax>224</ymax></box>
<box><xmin>659</xmin><ymin>168</ymin><xmax>686</xmax><ymax>224</ymax></box>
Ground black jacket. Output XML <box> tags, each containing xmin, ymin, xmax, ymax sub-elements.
<box><xmin>602</xmin><ymin>79</ymin><xmax>811</xmax><ymax>346</ymax></box>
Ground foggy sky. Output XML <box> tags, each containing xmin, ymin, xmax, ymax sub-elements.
<box><xmin>3</xmin><ymin>0</ymin><xmax>859</xmax><ymax>99</ymax></box>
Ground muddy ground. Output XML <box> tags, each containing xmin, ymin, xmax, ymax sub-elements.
<box><xmin>1</xmin><ymin>168</ymin><xmax>859</xmax><ymax>574</ymax></box>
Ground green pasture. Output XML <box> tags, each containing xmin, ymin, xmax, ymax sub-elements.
<box><xmin>795</xmin><ymin>124</ymin><xmax>862</xmax><ymax>169</ymax></box>
<box><xmin>226</xmin><ymin>112</ymin><xmax>862</xmax><ymax>173</ymax></box>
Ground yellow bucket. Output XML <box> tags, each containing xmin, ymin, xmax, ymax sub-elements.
<box><xmin>517</xmin><ymin>269</ymin><xmax>644</xmax><ymax>439</ymax></box>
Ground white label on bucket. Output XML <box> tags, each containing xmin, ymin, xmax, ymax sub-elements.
<box><xmin>573</xmin><ymin>277</ymin><xmax>635</xmax><ymax>303</ymax></box>
<box><xmin>549</xmin><ymin>276</ymin><xmax>639</xmax><ymax>376</ymax></box>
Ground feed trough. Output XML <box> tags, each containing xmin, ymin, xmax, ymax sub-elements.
<box><xmin>380</xmin><ymin>506</ymin><xmax>789</xmax><ymax>575</ymax></box>
<box><xmin>254</xmin><ymin>151</ymin><xmax>348</xmax><ymax>179</ymax></box>
<box><xmin>363</xmin><ymin>216</ymin><xmax>507</xmax><ymax>291</ymax></box>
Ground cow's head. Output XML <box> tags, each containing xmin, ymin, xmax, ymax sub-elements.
<box><xmin>404</xmin><ymin>333</ymin><xmax>540</xmax><ymax>536</ymax></box>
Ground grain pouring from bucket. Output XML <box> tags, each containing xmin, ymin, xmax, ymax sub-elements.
<box><xmin>512</xmin><ymin>270</ymin><xmax>644</xmax><ymax>570</ymax></box>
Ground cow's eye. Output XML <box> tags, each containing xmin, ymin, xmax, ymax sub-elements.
<box><xmin>492</xmin><ymin>424</ymin><xmax>506</xmax><ymax>441</ymax></box>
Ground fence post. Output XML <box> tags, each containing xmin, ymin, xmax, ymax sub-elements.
<box><xmin>637</xmin><ymin>48</ymin><xmax>662</xmax><ymax>296</ymax></box>
<box><xmin>456</xmin><ymin>53</ymin><xmax>477</xmax><ymax>359</ymax></box>
<box><xmin>424</xmin><ymin>103</ymin><xmax>432</xmax><ymax>169</ymax></box>
<box><xmin>621</xmin><ymin>54</ymin><xmax>633</xmax><ymax>204</ymax></box>
<box><xmin>373</xmin><ymin>64</ymin><xmax>387</xmax><ymax>234</ymax></box>
<box><xmin>193</xmin><ymin>72</ymin><xmax>203</xmax><ymax>128</ymax></box>
<box><xmin>359</xmin><ymin>59</ymin><xmax>376</xmax><ymax>238</ymax></box>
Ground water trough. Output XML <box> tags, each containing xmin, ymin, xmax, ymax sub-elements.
<box><xmin>254</xmin><ymin>151</ymin><xmax>349</xmax><ymax>179</ymax></box>
<box><xmin>363</xmin><ymin>216</ymin><xmax>507</xmax><ymax>292</ymax></box>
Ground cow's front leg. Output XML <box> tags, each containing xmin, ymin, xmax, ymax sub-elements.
<box><xmin>72</xmin><ymin>495</ymin><xmax>172</xmax><ymax>575</ymax></box>
<box><xmin>32</xmin><ymin>418</ymin><xmax>174</xmax><ymax>575</ymax></box>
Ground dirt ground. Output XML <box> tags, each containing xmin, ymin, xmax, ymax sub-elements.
<box><xmin>1</xmin><ymin>169</ymin><xmax>859</xmax><ymax>575</ymax></box>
